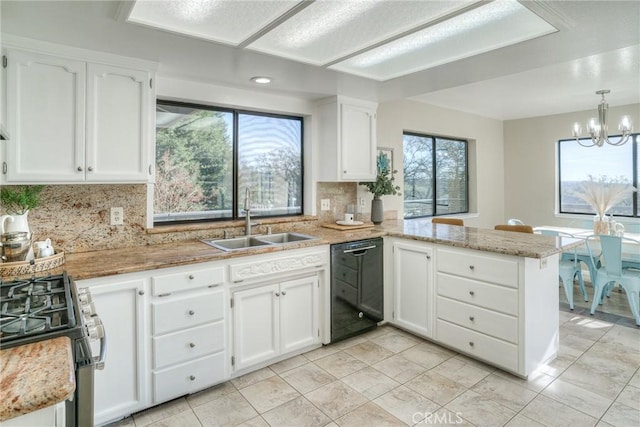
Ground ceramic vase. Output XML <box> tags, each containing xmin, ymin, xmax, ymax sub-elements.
<box><xmin>371</xmin><ymin>197</ymin><xmax>384</xmax><ymax>225</ymax></box>
<box><xmin>593</xmin><ymin>215</ymin><xmax>610</xmax><ymax>235</ymax></box>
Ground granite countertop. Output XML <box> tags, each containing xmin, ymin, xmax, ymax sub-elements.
<box><xmin>0</xmin><ymin>336</ymin><xmax>75</xmax><ymax>422</ymax></box>
<box><xmin>51</xmin><ymin>220</ymin><xmax>580</xmax><ymax>281</ymax></box>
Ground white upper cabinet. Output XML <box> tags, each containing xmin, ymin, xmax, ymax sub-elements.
<box><xmin>3</xmin><ymin>47</ymin><xmax>154</xmax><ymax>184</ymax></box>
<box><xmin>5</xmin><ymin>49</ymin><xmax>86</xmax><ymax>182</ymax></box>
<box><xmin>86</xmin><ymin>63</ymin><xmax>150</xmax><ymax>182</ymax></box>
<box><xmin>316</xmin><ymin>96</ymin><xmax>377</xmax><ymax>181</ymax></box>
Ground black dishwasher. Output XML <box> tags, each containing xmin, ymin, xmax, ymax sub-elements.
<box><xmin>331</xmin><ymin>238</ymin><xmax>383</xmax><ymax>342</ymax></box>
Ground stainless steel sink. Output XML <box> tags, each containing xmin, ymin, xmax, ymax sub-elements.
<box><xmin>254</xmin><ymin>232</ymin><xmax>318</xmax><ymax>244</ymax></box>
<box><xmin>201</xmin><ymin>232</ymin><xmax>318</xmax><ymax>251</ymax></box>
<box><xmin>202</xmin><ymin>236</ymin><xmax>272</xmax><ymax>251</ymax></box>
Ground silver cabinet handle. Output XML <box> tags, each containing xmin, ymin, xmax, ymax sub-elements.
<box><xmin>188</xmin><ymin>274</ymin><xmax>194</xmax><ymax>280</ymax></box>
<box><xmin>138</xmin><ymin>290</ymin><xmax>145</xmax><ymax>296</ymax></box>
<box><xmin>469</xmin><ymin>316</ymin><xmax>475</xmax><ymax>321</ymax></box>
<box><xmin>77</xmin><ymin>166</ymin><xmax>83</xmax><ymax>172</ymax></box>
<box><xmin>87</xmin><ymin>166</ymin><xmax>93</xmax><ymax>172</ymax></box>
<box><xmin>469</xmin><ymin>265</ymin><xmax>475</xmax><ymax>270</ymax></box>
<box><xmin>189</xmin><ymin>342</ymin><xmax>195</xmax><ymax>348</ymax></box>
<box><xmin>469</xmin><ymin>341</ymin><xmax>475</xmax><ymax>347</ymax></box>
<box><xmin>469</xmin><ymin>291</ymin><xmax>475</xmax><ymax>296</ymax></box>
<box><xmin>189</xmin><ymin>375</ymin><xmax>196</xmax><ymax>381</ymax></box>
<box><xmin>358</xmin><ymin>312</ymin><xmax>364</xmax><ymax>318</ymax></box>
<box><xmin>426</xmin><ymin>254</ymin><xmax>431</xmax><ymax>259</ymax></box>
<box><xmin>188</xmin><ymin>310</ymin><xmax>195</xmax><ymax>315</ymax></box>
<box><xmin>275</xmin><ymin>292</ymin><xmax>280</xmax><ymax>297</ymax></box>
<box><xmin>281</xmin><ymin>291</ymin><xmax>286</xmax><ymax>296</ymax></box>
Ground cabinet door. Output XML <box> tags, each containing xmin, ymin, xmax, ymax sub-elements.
<box><xmin>86</xmin><ymin>63</ymin><xmax>150</xmax><ymax>182</ymax></box>
<box><xmin>5</xmin><ymin>49</ymin><xmax>85</xmax><ymax>182</ymax></box>
<box><xmin>340</xmin><ymin>102</ymin><xmax>376</xmax><ymax>180</ymax></box>
<box><xmin>233</xmin><ymin>284</ymin><xmax>280</xmax><ymax>371</ymax></box>
<box><xmin>393</xmin><ymin>241</ymin><xmax>434</xmax><ymax>338</ymax></box>
<box><xmin>280</xmin><ymin>276</ymin><xmax>320</xmax><ymax>354</ymax></box>
<box><xmin>77</xmin><ymin>278</ymin><xmax>148</xmax><ymax>426</ymax></box>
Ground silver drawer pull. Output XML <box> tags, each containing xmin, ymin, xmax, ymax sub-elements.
<box><xmin>275</xmin><ymin>292</ymin><xmax>280</xmax><ymax>297</ymax></box>
<box><xmin>138</xmin><ymin>290</ymin><xmax>145</xmax><ymax>296</ymax></box>
<box><xmin>469</xmin><ymin>341</ymin><xmax>475</xmax><ymax>347</ymax></box>
<box><xmin>469</xmin><ymin>291</ymin><xmax>475</xmax><ymax>296</ymax></box>
<box><xmin>188</xmin><ymin>274</ymin><xmax>195</xmax><ymax>280</ymax></box>
<box><xmin>189</xmin><ymin>375</ymin><xmax>196</xmax><ymax>381</ymax></box>
<box><xmin>281</xmin><ymin>291</ymin><xmax>286</xmax><ymax>296</ymax></box>
<box><xmin>188</xmin><ymin>310</ymin><xmax>195</xmax><ymax>315</ymax></box>
<box><xmin>208</xmin><ymin>284</ymin><xmax>220</xmax><ymax>288</ymax></box>
<box><xmin>469</xmin><ymin>316</ymin><xmax>475</xmax><ymax>321</ymax></box>
<box><xmin>158</xmin><ymin>292</ymin><xmax>172</xmax><ymax>298</ymax></box>
<box><xmin>189</xmin><ymin>342</ymin><xmax>195</xmax><ymax>348</ymax></box>
<box><xmin>469</xmin><ymin>265</ymin><xmax>475</xmax><ymax>270</ymax></box>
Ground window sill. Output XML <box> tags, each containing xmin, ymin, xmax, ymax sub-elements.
<box><xmin>146</xmin><ymin>215</ymin><xmax>318</xmax><ymax>235</ymax></box>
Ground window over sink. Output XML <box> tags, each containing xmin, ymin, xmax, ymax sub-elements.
<box><xmin>154</xmin><ymin>100</ymin><xmax>303</xmax><ymax>225</ymax></box>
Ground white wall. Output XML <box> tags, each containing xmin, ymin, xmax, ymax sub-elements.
<box><xmin>369</xmin><ymin>99</ymin><xmax>505</xmax><ymax>228</ymax></box>
<box><xmin>503</xmin><ymin>103</ymin><xmax>640</xmax><ymax>230</ymax></box>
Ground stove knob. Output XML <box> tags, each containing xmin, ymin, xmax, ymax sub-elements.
<box><xmin>81</xmin><ymin>302</ymin><xmax>96</xmax><ymax>317</ymax></box>
<box><xmin>79</xmin><ymin>292</ymin><xmax>93</xmax><ymax>305</ymax></box>
<box><xmin>87</xmin><ymin>317</ymin><xmax>105</xmax><ymax>341</ymax></box>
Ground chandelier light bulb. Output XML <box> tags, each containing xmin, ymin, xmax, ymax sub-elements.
<box><xmin>572</xmin><ymin>90</ymin><xmax>633</xmax><ymax>147</ymax></box>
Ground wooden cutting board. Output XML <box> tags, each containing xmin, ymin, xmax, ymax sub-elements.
<box><xmin>321</xmin><ymin>222</ymin><xmax>375</xmax><ymax>231</ymax></box>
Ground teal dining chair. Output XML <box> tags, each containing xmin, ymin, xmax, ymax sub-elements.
<box><xmin>587</xmin><ymin>235</ymin><xmax>640</xmax><ymax>326</ymax></box>
<box><xmin>539</xmin><ymin>230</ymin><xmax>588</xmax><ymax>309</ymax></box>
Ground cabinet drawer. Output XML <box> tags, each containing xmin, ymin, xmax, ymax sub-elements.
<box><xmin>153</xmin><ymin>352</ymin><xmax>225</xmax><ymax>404</ymax></box>
<box><xmin>334</xmin><ymin>280</ymin><xmax>357</xmax><ymax>306</ymax></box>
<box><xmin>332</xmin><ymin>253</ymin><xmax>359</xmax><ymax>270</ymax></box>
<box><xmin>437</xmin><ymin>249</ymin><xmax>518</xmax><ymax>288</ymax></box>
<box><xmin>333</xmin><ymin>264</ymin><xmax>358</xmax><ymax>287</ymax></box>
<box><xmin>153</xmin><ymin>322</ymin><xmax>224</xmax><ymax>369</ymax></box>
<box><xmin>152</xmin><ymin>290</ymin><xmax>224</xmax><ymax>335</ymax></box>
<box><xmin>152</xmin><ymin>266</ymin><xmax>224</xmax><ymax>296</ymax></box>
<box><xmin>437</xmin><ymin>296</ymin><xmax>518</xmax><ymax>344</ymax></box>
<box><xmin>436</xmin><ymin>320</ymin><xmax>518</xmax><ymax>372</ymax></box>
<box><xmin>437</xmin><ymin>273</ymin><xmax>518</xmax><ymax>316</ymax></box>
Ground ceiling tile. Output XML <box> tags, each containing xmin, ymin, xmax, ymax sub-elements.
<box><xmin>246</xmin><ymin>0</ymin><xmax>477</xmax><ymax>66</ymax></box>
<box><xmin>127</xmin><ymin>0</ymin><xmax>300</xmax><ymax>46</ymax></box>
<box><xmin>329</xmin><ymin>0</ymin><xmax>557</xmax><ymax>81</ymax></box>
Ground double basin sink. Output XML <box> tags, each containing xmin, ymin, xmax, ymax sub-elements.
<box><xmin>202</xmin><ymin>232</ymin><xmax>318</xmax><ymax>252</ymax></box>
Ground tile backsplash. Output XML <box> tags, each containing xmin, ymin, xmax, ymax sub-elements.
<box><xmin>18</xmin><ymin>182</ymin><xmax>392</xmax><ymax>253</ymax></box>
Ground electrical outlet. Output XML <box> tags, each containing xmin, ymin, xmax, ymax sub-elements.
<box><xmin>358</xmin><ymin>197</ymin><xmax>366</xmax><ymax>213</ymax></box>
<box><xmin>110</xmin><ymin>207</ymin><xmax>124</xmax><ymax>225</ymax></box>
<box><xmin>320</xmin><ymin>199</ymin><xmax>330</xmax><ymax>211</ymax></box>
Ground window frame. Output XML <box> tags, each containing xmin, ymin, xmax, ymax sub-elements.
<box><xmin>557</xmin><ymin>134</ymin><xmax>639</xmax><ymax>218</ymax></box>
<box><xmin>154</xmin><ymin>99</ymin><xmax>305</xmax><ymax>226</ymax></box>
<box><xmin>402</xmin><ymin>131</ymin><xmax>469</xmax><ymax>219</ymax></box>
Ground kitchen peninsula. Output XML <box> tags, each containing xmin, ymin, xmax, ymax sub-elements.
<box><xmin>2</xmin><ymin>221</ymin><xmax>581</xmax><ymax>425</ymax></box>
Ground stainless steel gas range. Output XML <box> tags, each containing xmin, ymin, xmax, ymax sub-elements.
<box><xmin>0</xmin><ymin>272</ymin><xmax>106</xmax><ymax>426</ymax></box>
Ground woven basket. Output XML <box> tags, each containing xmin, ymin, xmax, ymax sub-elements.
<box><xmin>0</xmin><ymin>249</ymin><xmax>65</xmax><ymax>277</ymax></box>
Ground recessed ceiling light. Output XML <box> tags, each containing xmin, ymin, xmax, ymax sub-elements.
<box><xmin>250</xmin><ymin>76</ymin><xmax>272</xmax><ymax>84</ymax></box>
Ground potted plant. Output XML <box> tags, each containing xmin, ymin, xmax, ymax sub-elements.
<box><xmin>0</xmin><ymin>185</ymin><xmax>45</xmax><ymax>234</ymax></box>
<box><xmin>360</xmin><ymin>152</ymin><xmax>401</xmax><ymax>224</ymax></box>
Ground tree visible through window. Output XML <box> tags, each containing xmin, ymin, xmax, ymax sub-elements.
<box><xmin>154</xmin><ymin>100</ymin><xmax>303</xmax><ymax>224</ymax></box>
<box><xmin>558</xmin><ymin>135</ymin><xmax>638</xmax><ymax>217</ymax></box>
<box><xmin>403</xmin><ymin>132</ymin><xmax>468</xmax><ymax>219</ymax></box>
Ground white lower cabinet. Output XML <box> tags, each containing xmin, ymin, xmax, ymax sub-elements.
<box><xmin>391</xmin><ymin>240</ymin><xmax>434</xmax><ymax>338</ymax></box>
<box><xmin>232</xmin><ymin>275</ymin><xmax>320</xmax><ymax>371</ymax></box>
<box><xmin>75</xmin><ymin>277</ymin><xmax>148</xmax><ymax>427</ymax></box>
<box><xmin>390</xmin><ymin>239</ymin><xmax>559</xmax><ymax>378</ymax></box>
<box><xmin>150</xmin><ymin>265</ymin><xmax>226</xmax><ymax>404</ymax></box>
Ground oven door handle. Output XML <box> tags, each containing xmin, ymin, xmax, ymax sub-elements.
<box><xmin>343</xmin><ymin>245</ymin><xmax>376</xmax><ymax>254</ymax></box>
<box><xmin>91</xmin><ymin>321</ymin><xmax>107</xmax><ymax>370</ymax></box>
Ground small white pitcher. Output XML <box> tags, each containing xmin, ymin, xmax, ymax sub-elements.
<box><xmin>34</xmin><ymin>238</ymin><xmax>54</xmax><ymax>258</ymax></box>
<box><xmin>0</xmin><ymin>211</ymin><xmax>30</xmax><ymax>234</ymax></box>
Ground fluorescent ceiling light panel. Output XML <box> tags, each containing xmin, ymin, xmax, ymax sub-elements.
<box><xmin>329</xmin><ymin>0</ymin><xmax>558</xmax><ymax>81</ymax></box>
<box><xmin>127</xmin><ymin>0</ymin><xmax>300</xmax><ymax>45</ymax></box>
<box><xmin>247</xmin><ymin>0</ymin><xmax>478</xmax><ymax>66</ymax></box>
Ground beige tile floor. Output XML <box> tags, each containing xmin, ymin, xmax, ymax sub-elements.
<box><xmin>108</xmin><ymin>312</ymin><xmax>640</xmax><ymax>427</ymax></box>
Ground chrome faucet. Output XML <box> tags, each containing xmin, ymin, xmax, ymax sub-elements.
<box><xmin>243</xmin><ymin>187</ymin><xmax>257</xmax><ymax>236</ymax></box>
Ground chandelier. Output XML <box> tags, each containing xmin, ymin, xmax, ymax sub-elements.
<box><xmin>571</xmin><ymin>90</ymin><xmax>633</xmax><ymax>147</ymax></box>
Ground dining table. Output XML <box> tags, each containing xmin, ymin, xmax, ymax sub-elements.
<box><xmin>534</xmin><ymin>226</ymin><xmax>640</xmax><ymax>280</ymax></box>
